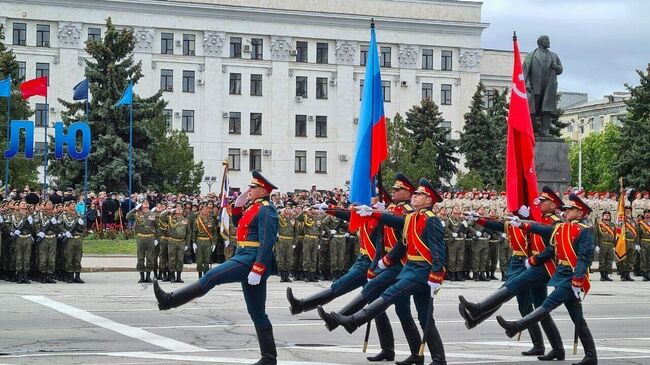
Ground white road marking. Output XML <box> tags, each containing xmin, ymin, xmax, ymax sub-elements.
<box><xmin>22</xmin><ymin>295</ymin><xmax>205</xmax><ymax>352</ymax></box>
<box><xmin>465</xmin><ymin>340</ymin><xmax>650</xmax><ymax>354</ymax></box>
<box><xmin>103</xmin><ymin>351</ymin><xmax>348</xmax><ymax>365</ymax></box>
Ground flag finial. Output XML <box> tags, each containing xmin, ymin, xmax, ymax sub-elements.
<box><xmin>513</xmin><ymin>31</ymin><xmax>517</xmax><ymax>41</ymax></box>
<box><xmin>371</xmin><ymin>18</ymin><xmax>375</xmax><ymax>29</ymax></box>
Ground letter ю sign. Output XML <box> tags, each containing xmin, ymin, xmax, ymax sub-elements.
<box><xmin>3</xmin><ymin>120</ymin><xmax>91</xmax><ymax>160</ymax></box>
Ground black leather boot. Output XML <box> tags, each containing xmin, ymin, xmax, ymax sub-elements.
<box><xmin>162</xmin><ymin>270</ymin><xmax>171</xmax><ymax>282</ymax></box>
<box><xmin>367</xmin><ymin>312</ymin><xmax>394</xmax><ymax>361</ymax></box>
<box><xmin>139</xmin><ymin>272</ymin><xmax>146</xmax><ymax>283</ymax></box>
<box><xmin>175</xmin><ymin>271</ymin><xmax>184</xmax><ymax>283</ymax></box>
<box><xmin>287</xmin><ymin>287</ymin><xmax>335</xmax><ymax>315</ymax></box>
<box><xmin>153</xmin><ymin>279</ymin><xmax>204</xmax><ymax>310</ymax></box>
<box><xmin>154</xmin><ymin>269</ymin><xmax>160</xmax><ymax>279</ymax></box>
<box><xmin>329</xmin><ymin>297</ymin><xmax>391</xmax><ymax>334</ymax></box>
<box><xmin>605</xmin><ymin>272</ymin><xmax>613</xmax><ymax>281</ymax></box>
<box><xmin>457</xmin><ymin>272</ymin><xmax>465</xmax><ymax>282</ymax></box>
<box><xmin>252</xmin><ymin>325</ymin><xmax>277</xmax><ymax>365</ymax></box>
<box><xmin>45</xmin><ymin>274</ymin><xmax>57</xmax><ymax>283</ymax></box>
<box><xmin>458</xmin><ymin>287</ymin><xmax>511</xmax><ymax>328</ymax></box>
<box><xmin>74</xmin><ymin>272</ymin><xmax>84</xmax><ymax>283</ymax></box>
<box><xmin>496</xmin><ymin>306</ymin><xmax>551</xmax><ymax>339</ymax></box>
<box><xmin>395</xmin><ymin>319</ymin><xmax>424</xmax><ymax>365</ymax></box>
<box><xmin>65</xmin><ymin>271</ymin><xmax>74</xmax><ymax>283</ymax></box>
<box><xmin>572</xmin><ymin>319</ymin><xmax>597</xmax><ymax>365</ymax></box>
<box><xmin>627</xmin><ymin>271</ymin><xmax>635</xmax><ymax>281</ymax></box>
<box><xmin>474</xmin><ymin>271</ymin><xmax>480</xmax><ymax>282</ymax></box>
<box><xmin>318</xmin><ymin>293</ymin><xmax>368</xmax><ymax>331</ymax></box>
<box><xmin>145</xmin><ymin>272</ymin><xmax>153</xmax><ymax>283</ymax></box>
<box><xmin>426</xmin><ymin>320</ymin><xmax>446</xmax><ymax>365</ymax></box>
<box><xmin>537</xmin><ymin>315</ymin><xmax>565</xmax><ymax>361</ymax></box>
<box><xmin>490</xmin><ymin>271</ymin><xmax>498</xmax><ymax>280</ymax></box>
<box><xmin>483</xmin><ymin>271</ymin><xmax>491</xmax><ymax>281</ymax></box>
<box><xmin>521</xmin><ymin>322</ymin><xmax>545</xmax><ymax>356</ymax></box>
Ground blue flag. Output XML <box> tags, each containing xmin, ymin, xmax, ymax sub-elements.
<box><xmin>0</xmin><ymin>76</ymin><xmax>11</xmax><ymax>98</ymax></box>
<box><xmin>115</xmin><ymin>82</ymin><xmax>133</xmax><ymax>107</ymax></box>
<box><xmin>73</xmin><ymin>79</ymin><xmax>89</xmax><ymax>100</ymax></box>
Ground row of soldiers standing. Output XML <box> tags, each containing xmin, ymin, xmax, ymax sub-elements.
<box><xmin>0</xmin><ymin>193</ymin><xmax>85</xmax><ymax>284</ymax></box>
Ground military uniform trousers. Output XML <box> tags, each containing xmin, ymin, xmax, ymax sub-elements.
<box><xmin>276</xmin><ymin>236</ymin><xmax>294</xmax><ymax>272</ymax></box>
<box><xmin>318</xmin><ymin>239</ymin><xmax>331</xmax><ymax>274</ymax></box>
<box><xmin>504</xmin><ymin>262</ymin><xmax>552</xmax><ymax>317</ymax></box>
<box><xmin>136</xmin><ymin>234</ymin><xmax>155</xmax><ymax>272</ymax></box>
<box><xmin>15</xmin><ymin>235</ymin><xmax>33</xmax><ymax>272</ymax></box>
<box><xmin>167</xmin><ymin>238</ymin><xmax>186</xmax><ymax>272</ymax></box>
<box><xmin>464</xmin><ymin>239</ymin><xmax>473</xmax><ymax>272</ymax></box>
<box><xmin>199</xmin><ymin>248</ymin><xmax>272</xmax><ymax>327</ymax></box>
<box><xmin>158</xmin><ymin>237</ymin><xmax>169</xmax><ymax>271</ymax></box>
<box><xmin>498</xmin><ymin>239</ymin><xmax>512</xmax><ymax>276</ymax></box>
<box><xmin>302</xmin><ymin>235</ymin><xmax>319</xmax><ymax>273</ymax></box>
<box><xmin>343</xmin><ymin>235</ymin><xmax>358</xmax><ymax>270</ymax></box>
<box><xmin>447</xmin><ymin>238</ymin><xmax>465</xmax><ymax>272</ymax></box>
<box><xmin>2</xmin><ymin>235</ymin><xmax>13</xmax><ymax>272</ymax></box>
<box><xmin>618</xmin><ymin>239</ymin><xmax>637</xmax><ymax>272</ymax></box>
<box><xmin>598</xmin><ymin>242</ymin><xmax>615</xmax><ymax>273</ymax></box>
<box><xmin>330</xmin><ymin>235</ymin><xmax>346</xmax><ymax>272</ymax></box>
<box><xmin>195</xmin><ymin>238</ymin><xmax>213</xmax><ymax>272</ymax></box>
<box><xmin>363</xmin><ymin>263</ymin><xmax>414</xmax><ymax>322</ymax></box>
<box><xmin>330</xmin><ymin>254</ymin><xmax>371</xmax><ymax>295</ymax></box>
<box><xmin>488</xmin><ymin>239</ymin><xmax>499</xmax><ymax>272</ymax></box>
<box><xmin>292</xmin><ymin>237</ymin><xmax>303</xmax><ymax>272</ymax></box>
<box><xmin>472</xmin><ymin>238</ymin><xmax>489</xmax><ymax>272</ymax></box>
<box><xmin>39</xmin><ymin>236</ymin><xmax>57</xmax><ymax>274</ymax></box>
<box><xmin>55</xmin><ymin>238</ymin><xmax>65</xmax><ymax>273</ymax></box>
<box><xmin>64</xmin><ymin>237</ymin><xmax>83</xmax><ymax>272</ymax></box>
<box><xmin>640</xmin><ymin>239</ymin><xmax>650</xmax><ymax>272</ymax></box>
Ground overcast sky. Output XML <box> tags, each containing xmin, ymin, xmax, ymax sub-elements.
<box><xmin>480</xmin><ymin>0</ymin><xmax>650</xmax><ymax>100</ymax></box>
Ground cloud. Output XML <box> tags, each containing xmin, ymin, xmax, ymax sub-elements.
<box><xmin>481</xmin><ymin>0</ymin><xmax>649</xmax><ymax>99</ymax></box>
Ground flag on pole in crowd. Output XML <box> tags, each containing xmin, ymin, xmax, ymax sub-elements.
<box><xmin>19</xmin><ymin>76</ymin><xmax>48</xmax><ymax>99</ymax></box>
<box><xmin>115</xmin><ymin>82</ymin><xmax>133</xmax><ymax>107</ymax></box>
<box><xmin>0</xmin><ymin>76</ymin><xmax>11</xmax><ymax>98</ymax></box>
<box><xmin>615</xmin><ymin>179</ymin><xmax>627</xmax><ymax>261</ymax></box>
<box><xmin>219</xmin><ymin>163</ymin><xmax>230</xmax><ymax>239</ymax></box>
<box><xmin>348</xmin><ymin>19</ymin><xmax>388</xmax><ymax>231</ymax></box>
<box><xmin>73</xmin><ymin>79</ymin><xmax>89</xmax><ymax>101</ymax></box>
<box><xmin>505</xmin><ymin>32</ymin><xmax>540</xmax><ymax>221</ymax></box>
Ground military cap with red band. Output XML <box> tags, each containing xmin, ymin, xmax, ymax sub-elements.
<box><xmin>538</xmin><ymin>185</ymin><xmax>563</xmax><ymax>207</ymax></box>
<box><xmin>392</xmin><ymin>172</ymin><xmax>415</xmax><ymax>193</ymax></box>
<box><xmin>561</xmin><ymin>193</ymin><xmax>592</xmax><ymax>214</ymax></box>
<box><xmin>415</xmin><ymin>178</ymin><xmax>443</xmax><ymax>203</ymax></box>
<box><xmin>249</xmin><ymin>170</ymin><xmax>277</xmax><ymax>193</ymax></box>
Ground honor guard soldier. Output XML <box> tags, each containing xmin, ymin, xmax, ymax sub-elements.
<box><xmin>322</xmin><ymin>178</ymin><xmax>448</xmax><ymax>365</ymax></box>
<box><xmin>36</xmin><ymin>197</ymin><xmax>61</xmax><ymax>283</ymax></box>
<box><xmin>468</xmin><ymin>206</ymin><xmax>490</xmax><ymax>281</ymax></box>
<box><xmin>328</xmin><ymin>203</ymin><xmax>349</xmax><ymax>281</ymax></box>
<box><xmin>276</xmin><ymin>207</ymin><xmax>295</xmax><ymax>282</ymax></box>
<box><xmin>619</xmin><ymin>206</ymin><xmax>639</xmax><ymax>281</ymax></box>
<box><xmin>595</xmin><ymin>211</ymin><xmax>616</xmax><ymax>281</ymax></box>
<box><xmin>292</xmin><ymin>206</ymin><xmax>305</xmax><ymax>281</ymax></box>
<box><xmin>13</xmin><ymin>194</ymin><xmax>38</xmax><ymax>283</ymax></box>
<box><xmin>61</xmin><ymin>199</ymin><xmax>85</xmax><ymax>283</ymax></box>
<box><xmin>445</xmin><ymin>206</ymin><xmax>468</xmax><ymax>281</ymax></box>
<box><xmin>193</xmin><ymin>203</ymin><xmax>217</xmax><ymax>278</ymax></box>
<box><xmin>486</xmin><ymin>208</ymin><xmax>502</xmax><ymax>280</ymax></box>
<box><xmin>126</xmin><ymin>200</ymin><xmax>157</xmax><ymax>283</ymax></box>
<box><xmin>497</xmin><ymin>194</ymin><xmax>597</xmax><ymax>365</ymax></box>
<box><xmin>639</xmin><ymin>209</ymin><xmax>650</xmax><ymax>281</ymax></box>
<box><xmin>154</xmin><ymin>170</ymin><xmax>280</xmax><ymax>365</ymax></box>
<box><xmin>160</xmin><ymin>203</ymin><xmax>191</xmax><ymax>283</ymax></box>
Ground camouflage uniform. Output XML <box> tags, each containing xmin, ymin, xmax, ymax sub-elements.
<box><xmin>445</xmin><ymin>216</ymin><xmax>468</xmax><ymax>280</ymax></box>
<box><xmin>126</xmin><ymin>208</ymin><xmax>157</xmax><ymax>279</ymax></box>
<box><xmin>61</xmin><ymin>211</ymin><xmax>85</xmax><ymax>283</ymax></box>
<box><xmin>193</xmin><ymin>214</ymin><xmax>216</xmax><ymax>276</ymax></box>
<box><xmin>276</xmin><ymin>213</ymin><xmax>295</xmax><ymax>281</ymax></box>
<box><xmin>163</xmin><ymin>212</ymin><xmax>191</xmax><ymax>282</ymax></box>
<box><xmin>595</xmin><ymin>219</ymin><xmax>616</xmax><ymax>278</ymax></box>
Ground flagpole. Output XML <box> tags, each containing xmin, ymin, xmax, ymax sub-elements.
<box><xmin>128</xmin><ymin>102</ymin><xmax>133</xmax><ymax>212</ymax></box>
<box><xmin>84</xmin><ymin>94</ymin><xmax>89</xmax><ymax>204</ymax></box>
<box><xmin>4</xmin><ymin>88</ymin><xmax>10</xmax><ymax>194</ymax></box>
<box><xmin>43</xmin><ymin>94</ymin><xmax>48</xmax><ymax>197</ymax></box>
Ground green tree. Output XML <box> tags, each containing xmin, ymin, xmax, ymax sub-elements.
<box><xmin>404</xmin><ymin>99</ymin><xmax>458</xmax><ymax>185</ymax></box>
<box><xmin>151</xmin><ymin>130</ymin><xmax>204</xmax><ymax>193</ymax></box>
<box><xmin>568</xmin><ymin>123</ymin><xmax>621</xmax><ymax>191</ymax></box>
<box><xmin>486</xmin><ymin>87</ymin><xmax>509</xmax><ymax>189</ymax></box>
<box><xmin>51</xmin><ymin>18</ymin><xmax>203</xmax><ymax>192</ymax></box>
<box><xmin>381</xmin><ymin>113</ymin><xmax>417</xmax><ymax>183</ymax></box>
<box><xmin>0</xmin><ymin>27</ymin><xmax>39</xmax><ymax>190</ymax></box>
<box><xmin>456</xmin><ymin>170</ymin><xmax>485</xmax><ymax>190</ymax></box>
<box><xmin>615</xmin><ymin>64</ymin><xmax>650</xmax><ymax>190</ymax></box>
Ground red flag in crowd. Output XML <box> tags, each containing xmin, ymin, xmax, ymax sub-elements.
<box><xmin>20</xmin><ymin>76</ymin><xmax>48</xmax><ymax>99</ymax></box>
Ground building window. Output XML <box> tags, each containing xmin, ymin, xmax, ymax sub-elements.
<box><xmin>249</xmin><ymin>149</ymin><xmax>261</xmax><ymax>171</ymax></box>
<box><xmin>17</xmin><ymin>61</ymin><xmax>26</xmax><ymax>80</ymax></box>
<box><xmin>315</xmin><ymin>151</ymin><xmax>327</xmax><ymax>173</ymax></box>
<box><xmin>315</xmin><ymin>116</ymin><xmax>327</xmax><ymax>137</ymax></box>
<box><xmin>422</xmin><ymin>83</ymin><xmax>433</xmax><ymax>101</ymax></box>
<box><xmin>440</xmin><ymin>120</ymin><xmax>452</xmax><ymax>140</ymax></box>
<box><xmin>36</xmin><ymin>63</ymin><xmax>49</xmax><ymax>84</ymax></box>
<box><xmin>160</xmin><ymin>69</ymin><xmax>173</xmax><ymax>92</ymax></box>
<box><xmin>250</xmin><ymin>74</ymin><xmax>263</xmax><ymax>96</ymax></box>
<box><xmin>228</xmin><ymin>148</ymin><xmax>241</xmax><ymax>171</ymax></box>
<box><xmin>484</xmin><ymin>89</ymin><xmax>497</xmax><ymax>108</ymax></box>
<box><xmin>182</xmin><ymin>70</ymin><xmax>195</xmax><ymax>93</ymax></box>
<box><xmin>36</xmin><ymin>25</ymin><xmax>50</xmax><ymax>47</ymax></box>
<box><xmin>251</xmin><ymin>38</ymin><xmax>263</xmax><ymax>60</ymax></box>
<box><xmin>34</xmin><ymin>142</ymin><xmax>46</xmax><ymax>156</ymax></box>
<box><xmin>295</xmin><ymin>150</ymin><xmax>307</xmax><ymax>173</ymax></box>
<box><xmin>181</xmin><ymin>110</ymin><xmax>194</xmax><ymax>132</ymax></box>
<box><xmin>316</xmin><ymin>77</ymin><xmax>328</xmax><ymax>99</ymax></box>
<box><xmin>360</xmin><ymin>79</ymin><xmax>364</xmax><ymax>101</ymax></box>
<box><xmin>229</xmin><ymin>73</ymin><xmax>241</xmax><ymax>95</ymax></box>
<box><xmin>296</xmin><ymin>76</ymin><xmax>308</xmax><ymax>98</ymax></box>
<box><xmin>35</xmin><ymin>103</ymin><xmax>47</xmax><ymax>127</ymax></box>
<box><xmin>296</xmin><ymin>41</ymin><xmax>308</xmax><ymax>62</ymax></box>
<box><xmin>441</xmin><ymin>84</ymin><xmax>452</xmax><ymax>105</ymax></box>
<box><xmin>382</xmin><ymin>81</ymin><xmax>391</xmax><ymax>102</ymax></box>
<box><xmin>161</xmin><ymin>32</ymin><xmax>174</xmax><ymax>54</ymax></box>
<box><xmin>422</xmin><ymin>49</ymin><xmax>433</xmax><ymax>70</ymax></box>
<box><xmin>163</xmin><ymin>109</ymin><xmax>173</xmax><ymax>131</ymax></box>
<box><xmin>230</xmin><ymin>37</ymin><xmax>242</xmax><ymax>58</ymax></box>
<box><xmin>229</xmin><ymin>112</ymin><xmax>241</xmax><ymax>134</ymax></box>
<box><xmin>295</xmin><ymin>115</ymin><xmax>307</xmax><ymax>137</ymax></box>
<box><xmin>88</xmin><ymin>27</ymin><xmax>101</xmax><ymax>42</ymax></box>
<box><xmin>250</xmin><ymin>113</ymin><xmax>262</xmax><ymax>135</ymax></box>
<box><xmin>381</xmin><ymin>47</ymin><xmax>391</xmax><ymax>68</ymax></box>
<box><xmin>441</xmin><ymin>50</ymin><xmax>453</xmax><ymax>71</ymax></box>
<box><xmin>316</xmin><ymin>42</ymin><xmax>328</xmax><ymax>64</ymax></box>
<box><xmin>182</xmin><ymin>34</ymin><xmax>195</xmax><ymax>56</ymax></box>
<box><xmin>13</xmin><ymin>23</ymin><xmax>27</xmax><ymax>46</ymax></box>
<box><xmin>360</xmin><ymin>45</ymin><xmax>368</xmax><ymax>66</ymax></box>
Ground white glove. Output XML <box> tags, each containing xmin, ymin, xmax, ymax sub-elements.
<box><xmin>318</xmin><ymin>245</ymin><xmax>321</xmax><ymax>250</ymax></box>
<box><xmin>151</xmin><ymin>207</ymin><xmax>157</xmax><ymax>212</ymax></box>
<box><xmin>462</xmin><ymin>220</ymin><xmax>468</xmax><ymax>228</ymax></box>
<box><xmin>635</xmin><ymin>245</ymin><xmax>641</xmax><ymax>252</ymax></box>
<box><xmin>595</xmin><ymin>246</ymin><xmax>600</xmax><ymax>253</ymax></box>
<box><xmin>572</xmin><ymin>286</ymin><xmax>581</xmax><ymax>299</ymax></box>
<box><xmin>428</xmin><ymin>281</ymin><xmax>442</xmax><ymax>297</ymax></box>
<box><xmin>37</xmin><ymin>232</ymin><xmax>45</xmax><ymax>239</ymax></box>
<box><xmin>135</xmin><ymin>203</ymin><xmax>142</xmax><ymax>210</ymax></box>
<box><xmin>476</xmin><ymin>231</ymin><xmax>482</xmax><ymax>238</ymax></box>
<box><xmin>65</xmin><ymin>231</ymin><xmax>72</xmax><ymax>238</ymax></box>
<box><xmin>234</xmin><ymin>189</ymin><xmax>249</xmax><ymax>207</ymax></box>
<box><xmin>440</xmin><ymin>220</ymin><xmax>446</xmax><ymax>227</ymax></box>
<box><xmin>292</xmin><ymin>245</ymin><xmax>296</xmax><ymax>249</ymax></box>
<box><xmin>224</xmin><ymin>240</ymin><xmax>230</xmax><ymax>248</ymax></box>
<box><xmin>465</xmin><ymin>211</ymin><xmax>478</xmax><ymax>223</ymax></box>
<box><xmin>344</xmin><ymin>233</ymin><xmax>350</xmax><ymax>238</ymax></box>
<box><xmin>508</xmin><ymin>216</ymin><xmax>521</xmax><ymax>228</ymax></box>
<box><xmin>518</xmin><ymin>205</ymin><xmax>530</xmax><ymax>218</ymax></box>
<box><xmin>13</xmin><ymin>229</ymin><xmax>21</xmax><ymax>236</ymax></box>
<box><xmin>247</xmin><ymin>271</ymin><xmax>262</xmax><ymax>285</ymax></box>
<box><xmin>501</xmin><ymin>233</ymin><xmax>507</xmax><ymax>238</ymax></box>
<box><xmin>330</xmin><ymin>230</ymin><xmax>337</xmax><ymax>235</ymax></box>
<box><xmin>533</xmin><ymin>198</ymin><xmax>541</xmax><ymax>206</ymax></box>
<box><xmin>315</xmin><ymin>202</ymin><xmax>328</xmax><ymax>212</ymax></box>
<box><xmin>78</xmin><ymin>218</ymin><xmax>84</xmax><ymax>225</ymax></box>
<box><xmin>358</xmin><ymin>207</ymin><xmax>373</xmax><ymax>217</ymax></box>
<box><xmin>193</xmin><ymin>243</ymin><xmax>197</xmax><ymax>251</ymax></box>
<box><xmin>211</xmin><ymin>244</ymin><xmax>215</xmax><ymax>251</ymax></box>
<box><xmin>0</xmin><ymin>216</ymin><xmax>3</xmax><ymax>224</ymax></box>
<box><xmin>373</xmin><ymin>202</ymin><xmax>386</xmax><ymax>211</ymax></box>
<box><xmin>524</xmin><ymin>258</ymin><xmax>531</xmax><ymax>269</ymax></box>
<box><xmin>50</xmin><ymin>217</ymin><xmax>57</xmax><ymax>224</ymax></box>
<box><xmin>452</xmin><ymin>232</ymin><xmax>458</xmax><ymax>238</ymax></box>
<box><xmin>154</xmin><ymin>239</ymin><xmax>159</xmax><ymax>246</ymax></box>
<box><xmin>184</xmin><ymin>246</ymin><xmax>189</xmax><ymax>251</ymax></box>
<box><xmin>377</xmin><ymin>259</ymin><xmax>387</xmax><ymax>270</ymax></box>
<box><xmin>28</xmin><ymin>216</ymin><xmax>33</xmax><ymax>224</ymax></box>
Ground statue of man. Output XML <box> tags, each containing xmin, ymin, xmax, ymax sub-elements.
<box><xmin>523</xmin><ymin>35</ymin><xmax>563</xmax><ymax>137</ymax></box>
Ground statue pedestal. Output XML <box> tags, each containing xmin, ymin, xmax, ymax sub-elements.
<box><xmin>535</xmin><ymin>138</ymin><xmax>570</xmax><ymax>192</ymax></box>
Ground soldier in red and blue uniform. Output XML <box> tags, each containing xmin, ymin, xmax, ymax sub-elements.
<box><xmin>322</xmin><ymin>178</ymin><xmax>447</xmax><ymax>365</ymax></box>
<box><xmin>153</xmin><ymin>170</ymin><xmax>279</xmax><ymax>365</ymax></box>
<box><xmin>497</xmin><ymin>194</ymin><xmax>597</xmax><ymax>365</ymax></box>
<box><xmin>458</xmin><ymin>186</ymin><xmax>565</xmax><ymax>361</ymax></box>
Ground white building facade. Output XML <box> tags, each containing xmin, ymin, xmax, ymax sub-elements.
<box><xmin>1</xmin><ymin>0</ymin><xmax>513</xmax><ymax>193</ymax></box>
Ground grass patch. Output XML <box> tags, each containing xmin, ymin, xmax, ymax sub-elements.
<box><xmin>83</xmin><ymin>239</ymin><xmax>137</xmax><ymax>255</ymax></box>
